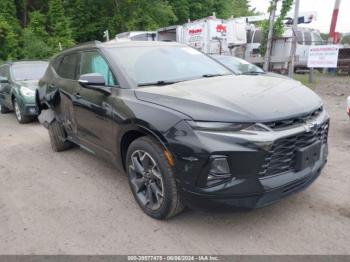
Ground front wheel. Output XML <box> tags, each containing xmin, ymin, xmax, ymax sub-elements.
<box><xmin>126</xmin><ymin>137</ymin><xmax>184</xmax><ymax>219</ymax></box>
<box><xmin>48</xmin><ymin>120</ymin><xmax>73</xmax><ymax>152</ymax></box>
<box><xmin>13</xmin><ymin>98</ymin><xmax>33</xmax><ymax>124</ymax></box>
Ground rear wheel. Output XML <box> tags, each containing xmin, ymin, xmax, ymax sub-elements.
<box><xmin>48</xmin><ymin>120</ymin><xmax>73</xmax><ymax>152</ymax></box>
<box><xmin>0</xmin><ymin>104</ymin><xmax>10</xmax><ymax>114</ymax></box>
<box><xmin>13</xmin><ymin>98</ymin><xmax>32</xmax><ymax>124</ymax></box>
<box><xmin>126</xmin><ymin>137</ymin><xmax>184</xmax><ymax>220</ymax></box>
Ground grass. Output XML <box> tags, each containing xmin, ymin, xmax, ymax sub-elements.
<box><xmin>293</xmin><ymin>73</ymin><xmax>318</xmax><ymax>89</ymax></box>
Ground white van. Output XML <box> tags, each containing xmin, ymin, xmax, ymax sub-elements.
<box><xmin>244</xmin><ymin>27</ymin><xmax>324</xmax><ymax>68</ymax></box>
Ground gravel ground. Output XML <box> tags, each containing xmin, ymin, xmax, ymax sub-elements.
<box><xmin>0</xmin><ymin>75</ymin><xmax>349</xmax><ymax>255</ymax></box>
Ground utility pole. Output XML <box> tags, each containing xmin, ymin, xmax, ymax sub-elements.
<box><xmin>263</xmin><ymin>0</ymin><xmax>278</xmax><ymax>72</ymax></box>
<box><xmin>288</xmin><ymin>0</ymin><xmax>300</xmax><ymax>78</ymax></box>
<box><xmin>328</xmin><ymin>0</ymin><xmax>341</xmax><ymax>44</ymax></box>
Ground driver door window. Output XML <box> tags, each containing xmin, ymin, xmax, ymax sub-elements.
<box><xmin>80</xmin><ymin>51</ymin><xmax>117</xmax><ymax>86</ymax></box>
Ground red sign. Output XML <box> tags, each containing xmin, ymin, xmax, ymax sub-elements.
<box><xmin>216</xmin><ymin>24</ymin><xmax>227</xmax><ymax>33</ymax></box>
<box><xmin>189</xmin><ymin>28</ymin><xmax>202</xmax><ymax>34</ymax></box>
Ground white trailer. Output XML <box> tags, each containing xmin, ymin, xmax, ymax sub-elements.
<box><xmin>157</xmin><ymin>26</ymin><xmax>184</xmax><ymax>42</ymax></box>
<box><xmin>182</xmin><ymin>17</ymin><xmax>229</xmax><ymax>55</ymax></box>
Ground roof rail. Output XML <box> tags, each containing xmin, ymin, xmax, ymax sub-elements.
<box><xmin>54</xmin><ymin>40</ymin><xmax>103</xmax><ymax>54</ymax></box>
<box><xmin>73</xmin><ymin>40</ymin><xmax>102</xmax><ymax>48</ymax></box>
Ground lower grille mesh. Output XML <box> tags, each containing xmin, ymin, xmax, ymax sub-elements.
<box><xmin>259</xmin><ymin>120</ymin><xmax>329</xmax><ymax>177</ymax></box>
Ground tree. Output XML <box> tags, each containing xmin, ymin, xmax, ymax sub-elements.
<box><xmin>28</xmin><ymin>11</ymin><xmax>48</xmax><ymax>39</ymax></box>
<box><xmin>22</xmin><ymin>11</ymin><xmax>53</xmax><ymax>59</ymax></box>
<box><xmin>47</xmin><ymin>0</ymin><xmax>74</xmax><ymax>51</ymax></box>
<box><xmin>0</xmin><ymin>0</ymin><xmax>256</xmax><ymax>60</ymax></box>
<box><xmin>260</xmin><ymin>0</ymin><xmax>294</xmax><ymax>55</ymax></box>
<box><xmin>0</xmin><ymin>18</ymin><xmax>19</xmax><ymax>60</ymax></box>
<box><xmin>0</xmin><ymin>0</ymin><xmax>22</xmax><ymax>60</ymax></box>
<box><xmin>341</xmin><ymin>34</ymin><xmax>350</xmax><ymax>45</ymax></box>
<box><xmin>169</xmin><ymin>0</ymin><xmax>190</xmax><ymax>24</ymax></box>
<box><xmin>22</xmin><ymin>29</ymin><xmax>53</xmax><ymax>59</ymax></box>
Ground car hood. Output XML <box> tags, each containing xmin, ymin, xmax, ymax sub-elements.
<box><xmin>135</xmin><ymin>75</ymin><xmax>323</xmax><ymax>122</ymax></box>
<box><xmin>17</xmin><ymin>80</ymin><xmax>39</xmax><ymax>91</ymax></box>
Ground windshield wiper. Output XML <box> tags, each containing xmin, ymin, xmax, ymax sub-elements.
<box><xmin>202</xmin><ymin>74</ymin><xmax>226</xmax><ymax>78</ymax></box>
<box><xmin>138</xmin><ymin>80</ymin><xmax>181</xmax><ymax>87</ymax></box>
<box><xmin>240</xmin><ymin>71</ymin><xmax>266</xmax><ymax>75</ymax></box>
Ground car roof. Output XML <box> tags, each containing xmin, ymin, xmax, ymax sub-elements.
<box><xmin>101</xmin><ymin>40</ymin><xmax>184</xmax><ymax>48</ymax></box>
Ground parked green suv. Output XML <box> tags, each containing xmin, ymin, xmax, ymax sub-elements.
<box><xmin>0</xmin><ymin>61</ymin><xmax>48</xmax><ymax>123</ymax></box>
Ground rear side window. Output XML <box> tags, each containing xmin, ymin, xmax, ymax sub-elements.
<box><xmin>52</xmin><ymin>56</ymin><xmax>63</xmax><ymax>73</ymax></box>
<box><xmin>304</xmin><ymin>32</ymin><xmax>312</xmax><ymax>45</ymax></box>
<box><xmin>57</xmin><ymin>53</ymin><xmax>79</xmax><ymax>80</ymax></box>
<box><xmin>312</xmin><ymin>32</ymin><xmax>323</xmax><ymax>45</ymax></box>
<box><xmin>80</xmin><ymin>51</ymin><xmax>117</xmax><ymax>86</ymax></box>
<box><xmin>247</xmin><ymin>30</ymin><xmax>254</xmax><ymax>43</ymax></box>
<box><xmin>296</xmin><ymin>31</ymin><xmax>303</xmax><ymax>44</ymax></box>
<box><xmin>253</xmin><ymin>30</ymin><xmax>262</xmax><ymax>43</ymax></box>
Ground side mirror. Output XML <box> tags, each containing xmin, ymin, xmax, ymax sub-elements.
<box><xmin>0</xmin><ymin>76</ymin><xmax>9</xmax><ymax>84</ymax></box>
<box><xmin>78</xmin><ymin>73</ymin><xmax>111</xmax><ymax>95</ymax></box>
<box><xmin>79</xmin><ymin>73</ymin><xmax>105</xmax><ymax>86</ymax></box>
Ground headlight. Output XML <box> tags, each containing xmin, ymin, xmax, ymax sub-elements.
<box><xmin>186</xmin><ymin>120</ymin><xmax>253</xmax><ymax>131</ymax></box>
<box><xmin>20</xmin><ymin>86</ymin><xmax>35</xmax><ymax>96</ymax></box>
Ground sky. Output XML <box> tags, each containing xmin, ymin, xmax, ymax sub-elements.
<box><xmin>249</xmin><ymin>0</ymin><xmax>350</xmax><ymax>33</ymax></box>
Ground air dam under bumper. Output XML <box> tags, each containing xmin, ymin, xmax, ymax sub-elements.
<box><xmin>181</xmin><ymin>144</ymin><xmax>328</xmax><ymax>210</ymax></box>
<box><xmin>22</xmin><ymin>103</ymin><xmax>39</xmax><ymax>116</ymax></box>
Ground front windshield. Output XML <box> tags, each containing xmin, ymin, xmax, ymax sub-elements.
<box><xmin>213</xmin><ymin>56</ymin><xmax>264</xmax><ymax>75</ymax></box>
<box><xmin>107</xmin><ymin>45</ymin><xmax>231</xmax><ymax>86</ymax></box>
<box><xmin>12</xmin><ymin>62</ymin><xmax>48</xmax><ymax>81</ymax></box>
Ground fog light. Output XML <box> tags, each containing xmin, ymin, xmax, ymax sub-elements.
<box><xmin>210</xmin><ymin>157</ymin><xmax>230</xmax><ymax>174</ymax></box>
<box><xmin>29</xmin><ymin>108</ymin><xmax>37</xmax><ymax>114</ymax></box>
<box><xmin>207</xmin><ymin>156</ymin><xmax>233</xmax><ymax>186</ymax></box>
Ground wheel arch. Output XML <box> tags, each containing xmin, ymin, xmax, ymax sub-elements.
<box><xmin>120</xmin><ymin>125</ymin><xmax>172</xmax><ymax>172</ymax></box>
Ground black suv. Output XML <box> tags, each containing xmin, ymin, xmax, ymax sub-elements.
<box><xmin>0</xmin><ymin>61</ymin><xmax>48</xmax><ymax>123</ymax></box>
<box><xmin>37</xmin><ymin>41</ymin><xmax>329</xmax><ymax>219</ymax></box>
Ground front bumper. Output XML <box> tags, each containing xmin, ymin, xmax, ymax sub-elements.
<box><xmin>167</xmin><ymin>110</ymin><xmax>329</xmax><ymax>210</ymax></box>
<box><xmin>21</xmin><ymin>103</ymin><xmax>39</xmax><ymax>116</ymax></box>
<box><xmin>181</xmin><ymin>145</ymin><xmax>327</xmax><ymax>209</ymax></box>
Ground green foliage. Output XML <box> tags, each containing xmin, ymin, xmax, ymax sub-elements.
<box><xmin>28</xmin><ymin>11</ymin><xmax>49</xmax><ymax>39</ymax></box>
<box><xmin>0</xmin><ymin>18</ymin><xmax>19</xmax><ymax>60</ymax></box>
<box><xmin>260</xmin><ymin>0</ymin><xmax>294</xmax><ymax>55</ymax></box>
<box><xmin>1</xmin><ymin>0</ymin><xmax>255</xmax><ymax>60</ymax></box>
<box><xmin>22</xmin><ymin>28</ymin><xmax>53</xmax><ymax>59</ymax></box>
<box><xmin>47</xmin><ymin>0</ymin><xmax>75</xmax><ymax>51</ymax></box>
<box><xmin>320</xmin><ymin>33</ymin><xmax>328</xmax><ymax>41</ymax></box>
<box><xmin>341</xmin><ymin>34</ymin><xmax>350</xmax><ymax>45</ymax></box>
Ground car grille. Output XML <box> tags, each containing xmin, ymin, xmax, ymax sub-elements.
<box><xmin>263</xmin><ymin>107</ymin><xmax>323</xmax><ymax>130</ymax></box>
<box><xmin>259</xmin><ymin>120</ymin><xmax>329</xmax><ymax>177</ymax></box>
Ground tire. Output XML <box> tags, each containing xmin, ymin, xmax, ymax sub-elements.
<box><xmin>48</xmin><ymin>120</ymin><xmax>73</xmax><ymax>152</ymax></box>
<box><xmin>13</xmin><ymin>98</ymin><xmax>32</xmax><ymax>124</ymax></box>
<box><xmin>126</xmin><ymin>136</ymin><xmax>184</xmax><ymax>219</ymax></box>
<box><xmin>0</xmin><ymin>104</ymin><xmax>10</xmax><ymax>114</ymax></box>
